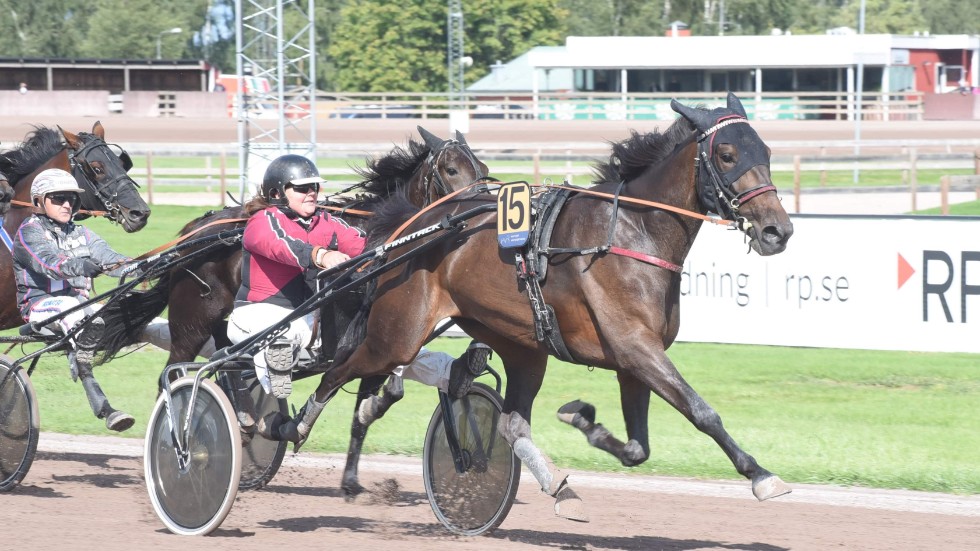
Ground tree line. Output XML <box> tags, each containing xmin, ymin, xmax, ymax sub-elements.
<box><xmin>0</xmin><ymin>0</ymin><xmax>974</xmax><ymax>92</ymax></box>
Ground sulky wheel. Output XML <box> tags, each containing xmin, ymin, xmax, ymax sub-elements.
<box><xmin>144</xmin><ymin>376</ymin><xmax>241</xmax><ymax>536</ymax></box>
<box><xmin>0</xmin><ymin>356</ymin><xmax>39</xmax><ymax>492</ymax></box>
<box><xmin>422</xmin><ymin>382</ymin><xmax>520</xmax><ymax>536</ymax></box>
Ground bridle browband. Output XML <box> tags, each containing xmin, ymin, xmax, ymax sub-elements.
<box><xmin>66</xmin><ymin>133</ymin><xmax>139</xmax><ymax>223</ymax></box>
<box><xmin>422</xmin><ymin>139</ymin><xmax>488</xmax><ymax>202</ymax></box>
<box><xmin>694</xmin><ymin>116</ymin><xmax>776</xmax><ymax>231</ymax></box>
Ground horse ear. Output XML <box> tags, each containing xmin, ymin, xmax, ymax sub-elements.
<box><xmin>417</xmin><ymin>126</ymin><xmax>443</xmax><ymax>151</ymax></box>
<box><xmin>455</xmin><ymin>130</ymin><xmax>468</xmax><ymax>145</ymax></box>
<box><xmin>726</xmin><ymin>92</ymin><xmax>748</xmax><ymax>118</ymax></box>
<box><xmin>92</xmin><ymin>120</ymin><xmax>105</xmax><ymax>139</ymax></box>
<box><xmin>670</xmin><ymin>99</ymin><xmax>710</xmax><ymax>130</ymax></box>
<box><xmin>59</xmin><ymin>126</ymin><xmax>82</xmax><ymax>149</ymax></box>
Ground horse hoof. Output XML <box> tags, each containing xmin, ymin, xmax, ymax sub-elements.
<box><xmin>256</xmin><ymin>411</ymin><xmax>287</xmax><ymax>441</ymax></box>
<box><xmin>556</xmin><ymin>400</ymin><xmax>596</xmax><ymax>427</ymax></box>
<box><xmin>620</xmin><ymin>439</ymin><xmax>647</xmax><ymax>467</ymax></box>
<box><xmin>752</xmin><ymin>474</ymin><xmax>792</xmax><ymax>501</ymax></box>
<box><xmin>342</xmin><ymin>481</ymin><xmax>366</xmax><ymax>503</ymax></box>
<box><xmin>105</xmin><ymin>411</ymin><xmax>135</xmax><ymax>432</ymax></box>
<box><xmin>554</xmin><ymin>485</ymin><xmax>589</xmax><ymax>523</ymax></box>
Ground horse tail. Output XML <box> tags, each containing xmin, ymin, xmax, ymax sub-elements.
<box><xmin>364</xmin><ymin>189</ymin><xmax>421</xmax><ymax>248</ymax></box>
<box><xmin>94</xmin><ymin>272</ymin><xmax>171</xmax><ymax>365</ymax></box>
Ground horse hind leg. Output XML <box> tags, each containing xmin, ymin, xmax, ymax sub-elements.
<box><xmin>498</xmin><ymin>411</ymin><xmax>589</xmax><ymax>523</ymax></box>
<box><xmin>557</xmin><ymin>399</ymin><xmax>647</xmax><ymax>467</ymax></box>
<box><xmin>342</xmin><ymin>374</ymin><xmax>404</xmax><ymax>500</ymax></box>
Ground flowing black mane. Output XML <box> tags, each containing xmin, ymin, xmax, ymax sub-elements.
<box><xmin>353</xmin><ymin>140</ymin><xmax>430</xmax><ymax>197</ymax></box>
<box><xmin>0</xmin><ymin>126</ymin><xmax>64</xmax><ymax>185</ymax></box>
<box><xmin>592</xmin><ymin>116</ymin><xmax>695</xmax><ymax>185</ymax></box>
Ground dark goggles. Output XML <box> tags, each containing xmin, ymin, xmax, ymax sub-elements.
<box><xmin>47</xmin><ymin>192</ymin><xmax>80</xmax><ymax>207</ymax></box>
<box><xmin>286</xmin><ymin>182</ymin><xmax>320</xmax><ymax>194</ymax></box>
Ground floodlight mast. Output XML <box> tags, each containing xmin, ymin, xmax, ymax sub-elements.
<box><xmin>234</xmin><ymin>0</ymin><xmax>318</xmax><ymax>203</ymax></box>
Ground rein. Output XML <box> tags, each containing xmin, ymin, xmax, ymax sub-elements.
<box><xmin>131</xmin><ymin>217</ymin><xmax>248</xmax><ymax>261</ymax></box>
<box><xmin>8</xmin><ymin>198</ymin><xmax>109</xmax><ymax>217</ymax></box>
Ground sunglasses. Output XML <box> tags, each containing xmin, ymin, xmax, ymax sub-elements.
<box><xmin>287</xmin><ymin>183</ymin><xmax>320</xmax><ymax>194</ymax></box>
<box><xmin>47</xmin><ymin>193</ymin><xmax>80</xmax><ymax>207</ymax></box>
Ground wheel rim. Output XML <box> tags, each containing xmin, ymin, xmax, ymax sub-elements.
<box><xmin>0</xmin><ymin>363</ymin><xmax>36</xmax><ymax>490</ymax></box>
<box><xmin>145</xmin><ymin>379</ymin><xmax>240</xmax><ymax>534</ymax></box>
<box><xmin>425</xmin><ymin>386</ymin><xmax>519</xmax><ymax>535</ymax></box>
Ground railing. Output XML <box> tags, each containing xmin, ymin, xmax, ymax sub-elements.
<box><xmin>299</xmin><ymin>90</ymin><xmax>925</xmax><ymax>122</ymax></box>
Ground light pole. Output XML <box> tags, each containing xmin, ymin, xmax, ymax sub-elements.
<box><xmin>156</xmin><ymin>27</ymin><xmax>183</xmax><ymax>60</ymax></box>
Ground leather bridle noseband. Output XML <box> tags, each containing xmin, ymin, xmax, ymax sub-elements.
<box><xmin>694</xmin><ymin>116</ymin><xmax>776</xmax><ymax>232</ymax></box>
<box><xmin>66</xmin><ymin>133</ymin><xmax>139</xmax><ymax>223</ymax></box>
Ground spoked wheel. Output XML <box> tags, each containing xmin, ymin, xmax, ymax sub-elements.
<box><xmin>423</xmin><ymin>382</ymin><xmax>520</xmax><ymax>536</ymax></box>
<box><xmin>0</xmin><ymin>356</ymin><xmax>39</xmax><ymax>492</ymax></box>
<box><xmin>144</xmin><ymin>376</ymin><xmax>242</xmax><ymax>536</ymax></box>
<box><xmin>219</xmin><ymin>370</ymin><xmax>287</xmax><ymax>491</ymax></box>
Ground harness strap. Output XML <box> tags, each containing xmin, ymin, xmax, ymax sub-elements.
<box><xmin>539</xmin><ymin>184</ymin><xmax>732</xmax><ymax>227</ymax></box>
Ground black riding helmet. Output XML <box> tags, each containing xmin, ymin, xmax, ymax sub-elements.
<box><xmin>260</xmin><ymin>154</ymin><xmax>325</xmax><ymax>206</ymax></box>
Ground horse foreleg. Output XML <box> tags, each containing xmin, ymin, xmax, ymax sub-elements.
<box><xmin>342</xmin><ymin>374</ymin><xmax>404</xmax><ymax>500</ymax></box>
<box><xmin>556</xmin><ymin>378</ymin><xmax>650</xmax><ymax>467</ymax></box>
<box><xmin>642</xmin><ymin>352</ymin><xmax>791</xmax><ymax>501</ymax></box>
<box><xmin>498</xmin><ymin>411</ymin><xmax>588</xmax><ymax>523</ymax></box>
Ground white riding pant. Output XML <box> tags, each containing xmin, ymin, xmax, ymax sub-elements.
<box><xmin>227</xmin><ymin>302</ymin><xmax>314</xmax><ymax>393</ymax></box>
<box><xmin>28</xmin><ymin>296</ymin><xmax>100</xmax><ymax>338</ymax></box>
<box><xmin>226</xmin><ymin>302</ymin><xmax>453</xmax><ymax>392</ymax></box>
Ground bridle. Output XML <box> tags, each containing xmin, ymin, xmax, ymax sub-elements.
<box><xmin>66</xmin><ymin>133</ymin><xmax>139</xmax><ymax>223</ymax></box>
<box><xmin>421</xmin><ymin>139</ymin><xmax>488</xmax><ymax>203</ymax></box>
<box><xmin>694</xmin><ymin>115</ymin><xmax>776</xmax><ymax>232</ymax></box>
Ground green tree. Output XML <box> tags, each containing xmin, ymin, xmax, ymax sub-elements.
<box><xmin>329</xmin><ymin>0</ymin><xmax>565</xmax><ymax>93</ymax></box>
<box><xmin>0</xmin><ymin>0</ymin><xmax>86</xmax><ymax>57</ymax></box>
<box><xmin>80</xmin><ymin>0</ymin><xmax>199</xmax><ymax>59</ymax></box>
<box><xmin>921</xmin><ymin>0</ymin><xmax>980</xmax><ymax>35</ymax></box>
<box><xmin>830</xmin><ymin>0</ymin><xmax>927</xmax><ymax>34</ymax></box>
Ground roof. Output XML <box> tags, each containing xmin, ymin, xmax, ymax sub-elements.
<box><xmin>467</xmin><ymin>46</ymin><xmax>573</xmax><ymax>93</ymax></box>
<box><xmin>524</xmin><ymin>34</ymin><xmax>980</xmax><ymax>70</ymax></box>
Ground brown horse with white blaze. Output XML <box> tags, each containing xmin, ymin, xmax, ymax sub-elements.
<box><xmin>262</xmin><ymin>93</ymin><xmax>794</xmax><ymax>522</ymax></box>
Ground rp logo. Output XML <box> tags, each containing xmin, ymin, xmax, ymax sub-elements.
<box><xmin>900</xmin><ymin>251</ymin><xmax>980</xmax><ymax>322</ymax></box>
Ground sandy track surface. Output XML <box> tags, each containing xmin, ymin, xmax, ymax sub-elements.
<box><xmin>1</xmin><ymin>433</ymin><xmax>977</xmax><ymax>551</ymax></box>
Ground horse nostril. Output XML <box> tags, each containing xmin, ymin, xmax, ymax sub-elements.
<box><xmin>762</xmin><ymin>223</ymin><xmax>793</xmax><ymax>244</ymax></box>
<box><xmin>129</xmin><ymin>210</ymin><xmax>151</xmax><ymax>222</ymax></box>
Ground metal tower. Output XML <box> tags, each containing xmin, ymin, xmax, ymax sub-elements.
<box><xmin>447</xmin><ymin>0</ymin><xmax>464</xmax><ymax>105</ymax></box>
<box><xmin>234</xmin><ymin>0</ymin><xmax>317</xmax><ymax>201</ymax></box>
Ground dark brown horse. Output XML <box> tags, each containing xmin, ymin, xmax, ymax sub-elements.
<box><xmin>96</xmin><ymin>126</ymin><xmax>489</xmax><ymax>494</ymax></box>
<box><xmin>0</xmin><ymin>122</ymin><xmax>149</xmax><ymax>330</ymax></box>
<box><xmin>263</xmin><ymin>93</ymin><xmax>795</xmax><ymax>521</ymax></box>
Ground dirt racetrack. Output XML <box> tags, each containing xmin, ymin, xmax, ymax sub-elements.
<box><xmin>1</xmin><ymin>433</ymin><xmax>977</xmax><ymax>551</ymax></box>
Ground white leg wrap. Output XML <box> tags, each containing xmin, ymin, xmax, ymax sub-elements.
<box><xmin>512</xmin><ymin>437</ymin><xmax>568</xmax><ymax>496</ymax></box>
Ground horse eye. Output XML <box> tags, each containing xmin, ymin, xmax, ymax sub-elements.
<box><xmin>446</xmin><ymin>167</ymin><xmax>459</xmax><ymax>176</ymax></box>
<box><xmin>720</xmin><ymin>153</ymin><xmax>735</xmax><ymax>164</ymax></box>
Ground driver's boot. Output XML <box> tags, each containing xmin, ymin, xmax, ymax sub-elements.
<box><xmin>264</xmin><ymin>342</ymin><xmax>295</xmax><ymax>399</ymax></box>
<box><xmin>447</xmin><ymin>341</ymin><xmax>492</xmax><ymax>398</ymax></box>
<box><xmin>72</xmin><ymin>350</ymin><xmax>135</xmax><ymax>432</ymax></box>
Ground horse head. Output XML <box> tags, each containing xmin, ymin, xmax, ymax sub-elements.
<box><xmin>415</xmin><ymin>126</ymin><xmax>489</xmax><ymax>205</ymax></box>
<box><xmin>0</xmin><ymin>170</ymin><xmax>12</xmax><ymax>216</ymax></box>
<box><xmin>60</xmin><ymin>121</ymin><xmax>150</xmax><ymax>232</ymax></box>
<box><xmin>671</xmin><ymin>92</ymin><xmax>793</xmax><ymax>256</ymax></box>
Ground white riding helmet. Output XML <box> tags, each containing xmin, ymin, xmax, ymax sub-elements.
<box><xmin>31</xmin><ymin>168</ymin><xmax>84</xmax><ymax>206</ymax></box>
